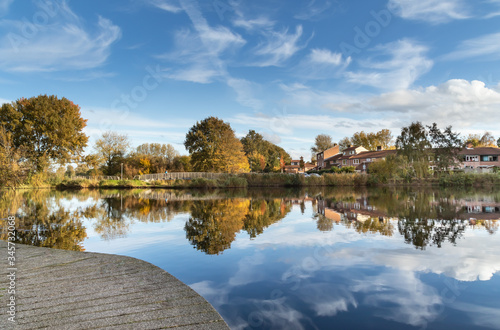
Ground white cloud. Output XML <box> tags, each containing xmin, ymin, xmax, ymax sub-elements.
<box><xmin>345</xmin><ymin>39</ymin><xmax>433</xmax><ymax>90</ymax></box>
<box><xmin>293</xmin><ymin>48</ymin><xmax>351</xmax><ymax>80</ymax></box>
<box><xmin>251</xmin><ymin>25</ymin><xmax>308</xmax><ymax>67</ymax></box>
<box><xmin>226</xmin><ymin>77</ymin><xmax>264</xmax><ymax>110</ymax></box>
<box><xmin>0</xmin><ymin>3</ymin><xmax>121</xmax><ymax>72</ymax></box>
<box><xmin>233</xmin><ymin>16</ymin><xmax>275</xmax><ymax>31</ymax></box>
<box><xmin>388</xmin><ymin>0</ymin><xmax>470</xmax><ymax>24</ymax></box>
<box><xmin>294</xmin><ymin>0</ymin><xmax>335</xmax><ymax>20</ymax></box>
<box><xmin>443</xmin><ymin>32</ymin><xmax>500</xmax><ymax>60</ymax></box>
<box><xmin>146</xmin><ymin>0</ymin><xmax>182</xmax><ymax>13</ymax></box>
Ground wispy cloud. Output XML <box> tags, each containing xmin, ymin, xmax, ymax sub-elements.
<box><xmin>293</xmin><ymin>48</ymin><xmax>351</xmax><ymax>80</ymax></box>
<box><xmin>443</xmin><ymin>31</ymin><xmax>500</xmax><ymax>60</ymax></box>
<box><xmin>0</xmin><ymin>2</ymin><xmax>121</xmax><ymax>72</ymax></box>
<box><xmin>345</xmin><ymin>39</ymin><xmax>433</xmax><ymax>90</ymax></box>
<box><xmin>251</xmin><ymin>25</ymin><xmax>308</xmax><ymax>67</ymax></box>
<box><xmin>146</xmin><ymin>0</ymin><xmax>182</xmax><ymax>13</ymax></box>
<box><xmin>294</xmin><ymin>0</ymin><xmax>344</xmax><ymax>21</ymax></box>
<box><xmin>388</xmin><ymin>0</ymin><xmax>470</xmax><ymax>24</ymax></box>
<box><xmin>232</xmin><ymin>16</ymin><xmax>275</xmax><ymax>31</ymax></box>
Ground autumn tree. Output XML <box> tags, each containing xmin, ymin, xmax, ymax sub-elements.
<box><xmin>341</xmin><ymin>129</ymin><xmax>394</xmax><ymax>151</ymax></box>
<box><xmin>311</xmin><ymin>134</ymin><xmax>336</xmax><ymax>156</ymax></box>
<box><xmin>299</xmin><ymin>156</ymin><xmax>305</xmax><ymax>170</ymax></box>
<box><xmin>497</xmin><ymin>137</ymin><xmax>500</xmax><ymax>148</ymax></box>
<box><xmin>184</xmin><ymin>117</ymin><xmax>249</xmax><ymax>173</ymax></box>
<box><xmin>0</xmin><ymin>126</ymin><xmax>29</xmax><ymax>188</ymax></box>
<box><xmin>463</xmin><ymin>132</ymin><xmax>497</xmax><ymax>147</ymax></box>
<box><xmin>0</xmin><ymin>95</ymin><xmax>88</xmax><ymax>171</ymax></box>
<box><xmin>241</xmin><ymin>130</ymin><xmax>291</xmax><ymax>172</ymax></box>
<box><xmin>94</xmin><ymin>131</ymin><xmax>130</xmax><ymax>175</ymax></box>
<box><xmin>338</xmin><ymin>137</ymin><xmax>352</xmax><ymax>151</ymax></box>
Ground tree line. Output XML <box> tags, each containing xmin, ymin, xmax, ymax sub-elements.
<box><xmin>0</xmin><ymin>96</ymin><xmax>291</xmax><ymax>188</ymax></box>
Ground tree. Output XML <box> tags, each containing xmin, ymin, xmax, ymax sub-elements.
<box><xmin>0</xmin><ymin>126</ymin><xmax>29</xmax><ymax>188</ymax></box>
<box><xmin>498</xmin><ymin>137</ymin><xmax>500</xmax><ymax>148</ymax></box>
<box><xmin>427</xmin><ymin>123</ymin><xmax>462</xmax><ymax>171</ymax></box>
<box><xmin>0</xmin><ymin>95</ymin><xmax>88</xmax><ymax>171</ymax></box>
<box><xmin>184</xmin><ymin>117</ymin><xmax>249</xmax><ymax>173</ymax></box>
<box><xmin>299</xmin><ymin>156</ymin><xmax>305</xmax><ymax>171</ymax></box>
<box><xmin>338</xmin><ymin>137</ymin><xmax>352</xmax><ymax>151</ymax></box>
<box><xmin>311</xmin><ymin>134</ymin><xmax>336</xmax><ymax>156</ymax></box>
<box><xmin>94</xmin><ymin>131</ymin><xmax>130</xmax><ymax>175</ymax></box>
<box><xmin>464</xmin><ymin>132</ymin><xmax>497</xmax><ymax>147</ymax></box>
<box><xmin>241</xmin><ymin>130</ymin><xmax>291</xmax><ymax>172</ymax></box>
<box><xmin>396</xmin><ymin>122</ymin><xmax>431</xmax><ymax>178</ymax></box>
<box><xmin>133</xmin><ymin>143</ymin><xmax>179</xmax><ymax>173</ymax></box>
<box><xmin>349</xmin><ymin>129</ymin><xmax>394</xmax><ymax>151</ymax></box>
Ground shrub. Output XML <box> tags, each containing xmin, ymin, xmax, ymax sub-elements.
<box><xmin>189</xmin><ymin>178</ymin><xmax>218</xmax><ymax>188</ymax></box>
<box><xmin>222</xmin><ymin>176</ymin><xmax>248</xmax><ymax>188</ymax></box>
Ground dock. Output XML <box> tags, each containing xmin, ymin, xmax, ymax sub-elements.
<box><xmin>0</xmin><ymin>241</ymin><xmax>229</xmax><ymax>329</ymax></box>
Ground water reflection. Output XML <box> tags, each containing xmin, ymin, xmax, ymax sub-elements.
<box><xmin>1</xmin><ymin>187</ymin><xmax>500</xmax><ymax>329</ymax></box>
<box><xmin>1</xmin><ymin>187</ymin><xmax>500</xmax><ymax>253</ymax></box>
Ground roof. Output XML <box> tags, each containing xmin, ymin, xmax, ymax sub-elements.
<box><xmin>351</xmin><ymin>149</ymin><xmax>397</xmax><ymax>159</ymax></box>
<box><xmin>342</xmin><ymin>146</ymin><xmax>361</xmax><ymax>153</ymax></box>
<box><xmin>324</xmin><ymin>153</ymin><xmax>343</xmax><ymax>162</ymax></box>
<box><xmin>458</xmin><ymin>147</ymin><xmax>500</xmax><ymax>156</ymax></box>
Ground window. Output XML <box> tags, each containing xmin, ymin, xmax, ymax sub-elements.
<box><xmin>481</xmin><ymin>155</ymin><xmax>498</xmax><ymax>162</ymax></box>
<box><xmin>466</xmin><ymin>155</ymin><xmax>479</xmax><ymax>162</ymax></box>
<box><xmin>342</xmin><ymin>160</ymin><xmax>347</xmax><ymax>165</ymax></box>
<box><xmin>366</xmin><ymin>158</ymin><xmax>371</xmax><ymax>162</ymax></box>
<box><xmin>354</xmin><ymin>159</ymin><xmax>360</xmax><ymax>164</ymax></box>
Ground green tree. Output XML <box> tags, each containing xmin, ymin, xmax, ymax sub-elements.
<box><xmin>349</xmin><ymin>129</ymin><xmax>394</xmax><ymax>151</ymax></box>
<box><xmin>311</xmin><ymin>134</ymin><xmax>336</xmax><ymax>155</ymax></box>
<box><xmin>185</xmin><ymin>117</ymin><xmax>249</xmax><ymax>173</ymax></box>
<box><xmin>134</xmin><ymin>143</ymin><xmax>179</xmax><ymax>172</ymax></box>
<box><xmin>427</xmin><ymin>123</ymin><xmax>462</xmax><ymax>171</ymax></box>
<box><xmin>338</xmin><ymin>137</ymin><xmax>352</xmax><ymax>151</ymax></box>
<box><xmin>0</xmin><ymin>95</ymin><xmax>88</xmax><ymax>171</ymax></box>
<box><xmin>299</xmin><ymin>156</ymin><xmax>305</xmax><ymax>170</ymax></box>
<box><xmin>396</xmin><ymin>122</ymin><xmax>431</xmax><ymax>178</ymax></box>
<box><xmin>94</xmin><ymin>131</ymin><xmax>130</xmax><ymax>175</ymax></box>
<box><xmin>497</xmin><ymin>137</ymin><xmax>500</xmax><ymax>148</ymax></box>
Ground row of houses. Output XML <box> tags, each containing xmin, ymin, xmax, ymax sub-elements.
<box><xmin>287</xmin><ymin>144</ymin><xmax>500</xmax><ymax>174</ymax></box>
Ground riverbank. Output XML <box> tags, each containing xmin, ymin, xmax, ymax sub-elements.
<box><xmin>48</xmin><ymin>172</ymin><xmax>500</xmax><ymax>189</ymax></box>
<box><xmin>0</xmin><ymin>241</ymin><xmax>229</xmax><ymax>329</ymax></box>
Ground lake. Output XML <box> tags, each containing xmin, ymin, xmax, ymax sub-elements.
<box><xmin>1</xmin><ymin>187</ymin><xmax>500</xmax><ymax>329</ymax></box>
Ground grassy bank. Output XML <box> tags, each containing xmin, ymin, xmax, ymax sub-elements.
<box><xmin>13</xmin><ymin>171</ymin><xmax>500</xmax><ymax>190</ymax></box>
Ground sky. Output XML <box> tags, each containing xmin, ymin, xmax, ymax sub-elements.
<box><xmin>1</xmin><ymin>0</ymin><xmax>500</xmax><ymax>159</ymax></box>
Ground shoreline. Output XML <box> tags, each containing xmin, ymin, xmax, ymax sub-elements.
<box><xmin>0</xmin><ymin>241</ymin><xmax>229</xmax><ymax>329</ymax></box>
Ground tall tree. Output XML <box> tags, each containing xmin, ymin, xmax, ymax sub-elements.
<box><xmin>0</xmin><ymin>95</ymin><xmax>88</xmax><ymax>171</ymax></box>
<box><xmin>184</xmin><ymin>117</ymin><xmax>249</xmax><ymax>173</ymax></box>
<box><xmin>311</xmin><ymin>134</ymin><xmax>336</xmax><ymax>155</ymax></box>
<box><xmin>0</xmin><ymin>126</ymin><xmax>28</xmax><ymax>188</ymax></box>
<box><xmin>427</xmin><ymin>123</ymin><xmax>462</xmax><ymax>171</ymax></box>
<box><xmin>396</xmin><ymin>122</ymin><xmax>431</xmax><ymax>178</ymax></box>
<box><xmin>94</xmin><ymin>131</ymin><xmax>130</xmax><ymax>175</ymax></box>
<box><xmin>241</xmin><ymin>130</ymin><xmax>291</xmax><ymax>172</ymax></box>
<box><xmin>338</xmin><ymin>137</ymin><xmax>352</xmax><ymax>151</ymax></box>
<box><xmin>497</xmin><ymin>137</ymin><xmax>500</xmax><ymax>148</ymax></box>
<box><xmin>299</xmin><ymin>156</ymin><xmax>305</xmax><ymax>170</ymax></box>
<box><xmin>350</xmin><ymin>129</ymin><xmax>394</xmax><ymax>151</ymax></box>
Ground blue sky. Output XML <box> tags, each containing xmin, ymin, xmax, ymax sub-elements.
<box><xmin>1</xmin><ymin>0</ymin><xmax>500</xmax><ymax>159</ymax></box>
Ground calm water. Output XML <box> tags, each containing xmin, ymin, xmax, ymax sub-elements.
<box><xmin>2</xmin><ymin>187</ymin><xmax>500</xmax><ymax>329</ymax></box>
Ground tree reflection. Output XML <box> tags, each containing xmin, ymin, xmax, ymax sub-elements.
<box><xmin>185</xmin><ymin>198</ymin><xmax>292</xmax><ymax>255</ymax></box>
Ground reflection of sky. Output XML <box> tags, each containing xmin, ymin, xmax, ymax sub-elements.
<box><xmin>75</xmin><ymin>200</ymin><xmax>500</xmax><ymax>329</ymax></box>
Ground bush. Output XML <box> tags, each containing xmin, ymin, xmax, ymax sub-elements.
<box><xmin>222</xmin><ymin>176</ymin><xmax>248</xmax><ymax>188</ymax></box>
<box><xmin>189</xmin><ymin>178</ymin><xmax>218</xmax><ymax>188</ymax></box>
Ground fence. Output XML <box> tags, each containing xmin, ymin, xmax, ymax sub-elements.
<box><xmin>133</xmin><ymin>172</ymin><xmax>226</xmax><ymax>181</ymax></box>
<box><xmin>73</xmin><ymin>175</ymin><xmax>121</xmax><ymax>180</ymax></box>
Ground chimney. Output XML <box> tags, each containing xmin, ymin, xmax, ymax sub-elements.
<box><xmin>377</xmin><ymin>146</ymin><xmax>382</xmax><ymax>151</ymax></box>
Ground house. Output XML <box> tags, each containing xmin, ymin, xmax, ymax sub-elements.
<box><xmin>316</xmin><ymin>145</ymin><xmax>340</xmax><ymax>170</ymax></box>
<box><xmin>337</xmin><ymin>146</ymin><xmax>369</xmax><ymax>168</ymax></box>
<box><xmin>458</xmin><ymin>147</ymin><xmax>500</xmax><ymax>172</ymax></box>
<box><xmin>284</xmin><ymin>160</ymin><xmax>316</xmax><ymax>174</ymax></box>
<box><xmin>349</xmin><ymin>149</ymin><xmax>397</xmax><ymax>172</ymax></box>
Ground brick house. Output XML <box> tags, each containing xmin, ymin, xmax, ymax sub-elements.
<box><xmin>284</xmin><ymin>160</ymin><xmax>316</xmax><ymax>173</ymax></box>
<box><xmin>316</xmin><ymin>145</ymin><xmax>340</xmax><ymax>170</ymax></box>
<box><xmin>338</xmin><ymin>146</ymin><xmax>368</xmax><ymax>168</ymax></box>
<box><xmin>349</xmin><ymin>149</ymin><xmax>397</xmax><ymax>172</ymax></box>
<box><xmin>458</xmin><ymin>147</ymin><xmax>500</xmax><ymax>171</ymax></box>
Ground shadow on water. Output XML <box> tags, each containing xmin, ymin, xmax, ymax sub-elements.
<box><xmin>1</xmin><ymin>186</ymin><xmax>499</xmax><ymax>253</ymax></box>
